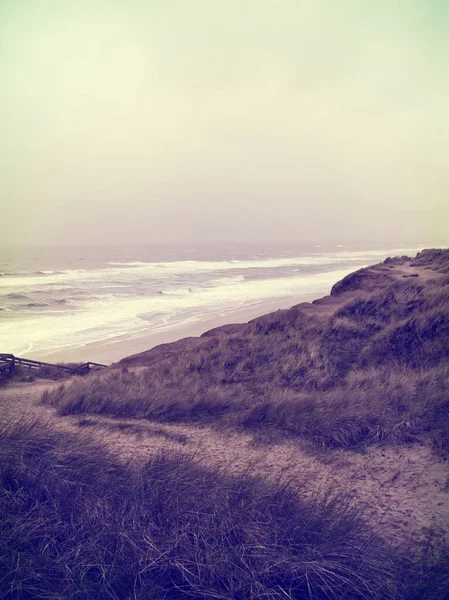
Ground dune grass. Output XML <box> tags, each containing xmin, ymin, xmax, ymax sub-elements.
<box><xmin>1</xmin><ymin>421</ymin><xmax>433</xmax><ymax>600</ymax></box>
<box><xmin>5</xmin><ymin>250</ymin><xmax>449</xmax><ymax>598</ymax></box>
<box><xmin>42</xmin><ymin>363</ymin><xmax>449</xmax><ymax>454</ymax></box>
<box><xmin>42</xmin><ymin>253</ymin><xmax>449</xmax><ymax>454</ymax></box>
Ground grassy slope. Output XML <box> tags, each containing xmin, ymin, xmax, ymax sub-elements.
<box><xmin>3</xmin><ymin>249</ymin><xmax>449</xmax><ymax>599</ymax></box>
<box><xmin>0</xmin><ymin>422</ymin><xmax>420</xmax><ymax>600</ymax></box>
<box><xmin>43</xmin><ymin>249</ymin><xmax>449</xmax><ymax>453</ymax></box>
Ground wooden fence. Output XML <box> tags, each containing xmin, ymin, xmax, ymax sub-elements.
<box><xmin>0</xmin><ymin>353</ymin><xmax>106</xmax><ymax>378</ymax></box>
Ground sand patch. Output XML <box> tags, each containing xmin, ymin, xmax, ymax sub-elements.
<box><xmin>1</xmin><ymin>378</ymin><xmax>448</xmax><ymax>548</ymax></box>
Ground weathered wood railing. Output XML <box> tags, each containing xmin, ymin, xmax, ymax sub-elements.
<box><xmin>0</xmin><ymin>353</ymin><xmax>106</xmax><ymax>378</ymax></box>
<box><xmin>0</xmin><ymin>355</ymin><xmax>15</xmax><ymax>377</ymax></box>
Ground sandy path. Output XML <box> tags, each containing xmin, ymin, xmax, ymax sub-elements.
<box><xmin>1</xmin><ymin>378</ymin><xmax>448</xmax><ymax>548</ymax></box>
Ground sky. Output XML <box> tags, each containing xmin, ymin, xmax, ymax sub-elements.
<box><xmin>1</xmin><ymin>1</ymin><xmax>448</xmax><ymax>247</ymax></box>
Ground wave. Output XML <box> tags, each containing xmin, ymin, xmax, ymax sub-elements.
<box><xmin>206</xmin><ymin>275</ymin><xmax>245</xmax><ymax>287</ymax></box>
<box><xmin>107</xmin><ymin>247</ymin><xmax>423</xmax><ymax>275</ymax></box>
<box><xmin>0</xmin><ymin>270</ymin><xmax>61</xmax><ymax>278</ymax></box>
<box><xmin>0</xmin><ymin>266</ymin><xmax>360</xmax><ymax>355</ymax></box>
<box><xmin>1</xmin><ymin>295</ymin><xmax>70</xmax><ymax>311</ymax></box>
<box><xmin>25</xmin><ymin>302</ymin><xmax>50</xmax><ymax>308</ymax></box>
<box><xmin>159</xmin><ymin>276</ymin><xmax>245</xmax><ymax>297</ymax></box>
<box><xmin>0</xmin><ymin>270</ymin><xmax>94</xmax><ymax>289</ymax></box>
<box><xmin>159</xmin><ymin>287</ymin><xmax>198</xmax><ymax>296</ymax></box>
<box><xmin>0</xmin><ymin>247</ymin><xmax>422</xmax><ymax>291</ymax></box>
<box><xmin>4</xmin><ymin>293</ymin><xmax>30</xmax><ymax>300</ymax></box>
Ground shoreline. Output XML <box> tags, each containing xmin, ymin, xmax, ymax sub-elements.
<box><xmin>26</xmin><ymin>292</ymin><xmax>321</xmax><ymax>365</ymax></box>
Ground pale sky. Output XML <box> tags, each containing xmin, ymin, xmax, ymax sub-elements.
<box><xmin>1</xmin><ymin>1</ymin><xmax>448</xmax><ymax>246</ymax></box>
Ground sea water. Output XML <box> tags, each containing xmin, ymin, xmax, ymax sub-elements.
<box><xmin>0</xmin><ymin>243</ymin><xmax>421</xmax><ymax>358</ymax></box>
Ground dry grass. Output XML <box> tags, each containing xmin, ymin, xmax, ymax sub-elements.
<box><xmin>77</xmin><ymin>416</ymin><xmax>189</xmax><ymax>444</ymax></box>
<box><xmin>5</xmin><ymin>250</ymin><xmax>449</xmax><ymax>598</ymax></box>
<box><xmin>42</xmin><ymin>250</ymin><xmax>449</xmax><ymax>455</ymax></box>
<box><xmin>42</xmin><ymin>364</ymin><xmax>449</xmax><ymax>454</ymax></box>
<box><xmin>2</xmin><ymin>421</ymin><xmax>436</xmax><ymax>600</ymax></box>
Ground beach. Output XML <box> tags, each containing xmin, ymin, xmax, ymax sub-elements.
<box><xmin>30</xmin><ymin>291</ymin><xmax>321</xmax><ymax>364</ymax></box>
<box><xmin>0</xmin><ymin>244</ymin><xmax>422</xmax><ymax>365</ymax></box>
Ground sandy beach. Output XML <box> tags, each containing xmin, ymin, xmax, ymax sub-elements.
<box><xmin>29</xmin><ymin>291</ymin><xmax>321</xmax><ymax>365</ymax></box>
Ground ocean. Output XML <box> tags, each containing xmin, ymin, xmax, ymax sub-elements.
<box><xmin>0</xmin><ymin>243</ymin><xmax>422</xmax><ymax>361</ymax></box>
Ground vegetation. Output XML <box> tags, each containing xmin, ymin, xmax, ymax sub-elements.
<box><xmin>4</xmin><ymin>249</ymin><xmax>449</xmax><ymax>598</ymax></box>
<box><xmin>1</xmin><ymin>421</ymin><xmax>448</xmax><ymax>600</ymax></box>
<box><xmin>42</xmin><ymin>250</ymin><xmax>449</xmax><ymax>454</ymax></box>
<box><xmin>13</xmin><ymin>364</ymin><xmax>78</xmax><ymax>381</ymax></box>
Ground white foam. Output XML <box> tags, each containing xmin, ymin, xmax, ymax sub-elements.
<box><xmin>0</xmin><ymin>247</ymin><xmax>421</xmax><ymax>291</ymax></box>
<box><xmin>0</xmin><ymin>245</ymin><xmax>424</xmax><ymax>357</ymax></box>
<box><xmin>0</xmin><ymin>267</ymin><xmax>357</xmax><ymax>356</ymax></box>
<box><xmin>107</xmin><ymin>247</ymin><xmax>421</xmax><ymax>275</ymax></box>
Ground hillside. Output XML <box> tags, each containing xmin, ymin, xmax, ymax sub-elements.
<box><xmin>2</xmin><ymin>249</ymin><xmax>449</xmax><ymax>599</ymax></box>
<box><xmin>44</xmin><ymin>249</ymin><xmax>449</xmax><ymax>452</ymax></box>
<box><xmin>115</xmin><ymin>249</ymin><xmax>445</xmax><ymax>370</ymax></box>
